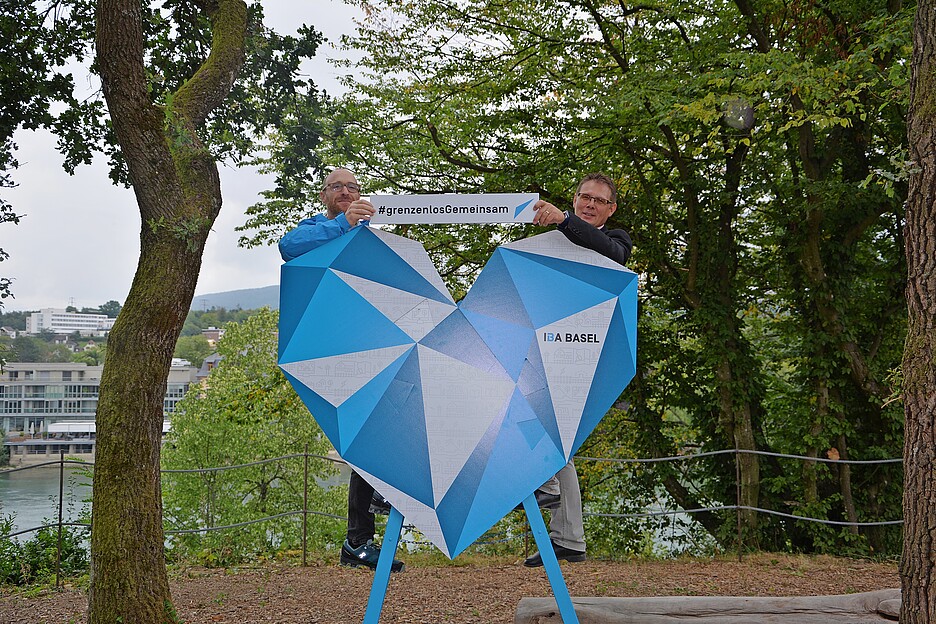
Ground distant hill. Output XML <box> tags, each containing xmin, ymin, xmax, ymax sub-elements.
<box><xmin>191</xmin><ymin>285</ymin><xmax>279</xmax><ymax>311</ymax></box>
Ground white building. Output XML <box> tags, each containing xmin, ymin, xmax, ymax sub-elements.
<box><xmin>25</xmin><ymin>308</ymin><xmax>116</xmax><ymax>336</ymax></box>
<box><xmin>1</xmin><ymin>362</ymin><xmax>197</xmax><ymax>465</ymax></box>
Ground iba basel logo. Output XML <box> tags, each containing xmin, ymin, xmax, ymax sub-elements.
<box><xmin>542</xmin><ymin>332</ymin><xmax>601</xmax><ymax>343</ymax></box>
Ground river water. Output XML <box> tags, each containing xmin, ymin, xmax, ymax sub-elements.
<box><xmin>0</xmin><ymin>464</ymin><xmax>93</xmax><ymax>540</ymax></box>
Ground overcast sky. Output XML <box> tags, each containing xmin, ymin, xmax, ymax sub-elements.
<box><xmin>3</xmin><ymin>1</ymin><xmax>359</xmax><ymax>313</ymax></box>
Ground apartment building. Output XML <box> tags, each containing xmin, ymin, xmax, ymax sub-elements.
<box><xmin>25</xmin><ymin>308</ymin><xmax>116</xmax><ymax>336</ymax></box>
<box><xmin>1</xmin><ymin>362</ymin><xmax>197</xmax><ymax>465</ymax></box>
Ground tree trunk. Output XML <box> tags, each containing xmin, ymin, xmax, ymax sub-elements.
<box><xmin>803</xmin><ymin>379</ymin><xmax>827</xmax><ymax>505</ymax></box>
<box><xmin>89</xmin><ymin>1</ymin><xmax>248</xmax><ymax>621</ymax></box>
<box><xmin>668</xmin><ymin>117</ymin><xmax>763</xmax><ymax>541</ymax></box>
<box><xmin>835</xmin><ymin>434</ymin><xmax>858</xmax><ymax>536</ymax></box>
<box><xmin>901</xmin><ymin>0</ymin><xmax>936</xmax><ymax>620</ymax></box>
<box><xmin>712</xmin><ymin>138</ymin><xmax>761</xmax><ymax>538</ymax></box>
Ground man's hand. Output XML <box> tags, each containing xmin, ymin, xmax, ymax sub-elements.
<box><xmin>533</xmin><ymin>200</ymin><xmax>567</xmax><ymax>226</ymax></box>
<box><xmin>345</xmin><ymin>199</ymin><xmax>376</xmax><ymax>227</ymax></box>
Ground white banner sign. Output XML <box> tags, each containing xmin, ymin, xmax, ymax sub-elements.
<box><xmin>369</xmin><ymin>193</ymin><xmax>539</xmax><ymax>224</ymax></box>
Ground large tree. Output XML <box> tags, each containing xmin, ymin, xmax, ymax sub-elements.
<box><xmin>900</xmin><ymin>0</ymin><xmax>936</xmax><ymax>619</ymax></box>
<box><xmin>90</xmin><ymin>0</ymin><xmax>250</xmax><ymax>618</ymax></box>
<box><xmin>88</xmin><ymin>1</ymin><xmax>324</xmax><ymax>620</ymax></box>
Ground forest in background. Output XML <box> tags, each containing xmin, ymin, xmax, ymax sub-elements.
<box><xmin>237</xmin><ymin>0</ymin><xmax>911</xmax><ymax>558</ymax></box>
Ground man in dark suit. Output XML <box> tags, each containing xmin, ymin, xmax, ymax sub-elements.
<box><xmin>522</xmin><ymin>172</ymin><xmax>633</xmax><ymax>567</ymax></box>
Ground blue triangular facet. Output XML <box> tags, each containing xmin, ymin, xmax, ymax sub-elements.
<box><xmin>419</xmin><ymin>311</ymin><xmax>508</xmax><ymax>377</ymax></box>
<box><xmin>279</xmin><ymin>271</ymin><xmax>413</xmax><ymax>363</ymax></box>
<box><xmin>500</xmin><ymin>250</ymin><xmax>615</xmax><ymax>327</ymax></box>
<box><xmin>459</xmin><ymin>249</ymin><xmax>533</xmax><ymax>327</ymax></box>
<box><xmin>336</xmin><ymin>349</ymin><xmax>413</xmax><ymax>453</ymax></box>
<box><xmin>435</xmin><ymin>407</ymin><xmax>506</xmax><ymax>557</ymax></box>
<box><xmin>331</xmin><ymin>228</ymin><xmax>453</xmax><ymax>305</ymax></box>
<box><xmin>280</xmin><ymin>367</ymin><xmax>341</xmax><ymax>450</ymax></box>
<box><xmin>507</xmin><ymin>249</ymin><xmax>638</xmax><ymax>296</ymax></box>
<box><xmin>343</xmin><ymin>350</ymin><xmax>434</xmax><ymax>507</ymax></box>
<box><xmin>284</xmin><ymin>229</ymin><xmax>358</xmax><ymax>268</ymax></box>
<box><xmin>450</xmin><ymin>391</ymin><xmax>564</xmax><ymax>555</ymax></box>
<box><xmin>461</xmin><ymin>310</ymin><xmax>533</xmax><ymax>381</ymax></box>
<box><xmin>278</xmin><ymin>265</ymin><xmax>326</xmax><ymax>360</ymax></box>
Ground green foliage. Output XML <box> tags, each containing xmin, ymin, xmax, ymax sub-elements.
<box><xmin>244</xmin><ymin>0</ymin><xmax>909</xmax><ymax>557</ymax></box>
<box><xmin>70</xmin><ymin>343</ymin><xmax>106</xmax><ymax>366</ymax></box>
<box><xmin>98</xmin><ymin>300</ymin><xmax>122</xmax><ymax>318</ymax></box>
<box><xmin>0</xmin><ymin>310</ymin><xmax>29</xmax><ymax>330</ymax></box>
<box><xmin>76</xmin><ymin>300</ymin><xmax>122</xmax><ymax>318</ymax></box>
<box><xmin>0</xmin><ymin>198</ymin><xmax>19</xmax><ymax>308</ymax></box>
<box><xmin>0</xmin><ymin>517</ymin><xmax>90</xmax><ymax>586</ymax></box>
<box><xmin>1</xmin><ymin>335</ymin><xmax>73</xmax><ymax>362</ymax></box>
<box><xmin>181</xmin><ymin>307</ymin><xmax>255</xmax><ymax>337</ymax></box>
<box><xmin>0</xmin><ymin>333</ymin><xmax>108</xmax><ymax>364</ymax></box>
<box><xmin>173</xmin><ymin>334</ymin><xmax>213</xmax><ymax>368</ymax></box>
<box><xmin>0</xmin><ymin>429</ymin><xmax>8</xmax><ymax>466</ymax></box>
<box><xmin>161</xmin><ymin>308</ymin><xmax>344</xmax><ymax>564</ymax></box>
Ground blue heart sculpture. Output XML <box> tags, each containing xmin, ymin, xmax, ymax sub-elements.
<box><xmin>278</xmin><ymin>227</ymin><xmax>637</xmax><ymax>557</ymax></box>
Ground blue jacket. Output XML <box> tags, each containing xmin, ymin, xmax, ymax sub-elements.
<box><xmin>279</xmin><ymin>213</ymin><xmax>353</xmax><ymax>261</ymax></box>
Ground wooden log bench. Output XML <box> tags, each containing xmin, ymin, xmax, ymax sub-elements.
<box><xmin>515</xmin><ymin>588</ymin><xmax>900</xmax><ymax>623</ymax></box>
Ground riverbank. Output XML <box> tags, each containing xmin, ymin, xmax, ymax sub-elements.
<box><xmin>0</xmin><ymin>553</ymin><xmax>899</xmax><ymax>623</ymax></box>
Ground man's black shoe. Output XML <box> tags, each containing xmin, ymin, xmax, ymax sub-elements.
<box><xmin>339</xmin><ymin>539</ymin><xmax>404</xmax><ymax>572</ymax></box>
<box><xmin>514</xmin><ymin>489</ymin><xmax>561</xmax><ymax>511</ymax></box>
<box><xmin>523</xmin><ymin>540</ymin><xmax>586</xmax><ymax>567</ymax></box>
<box><xmin>368</xmin><ymin>492</ymin><xmax>391</xmax><ymax>515</ymax></box>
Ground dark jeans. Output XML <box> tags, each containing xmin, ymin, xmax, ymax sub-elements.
<box><xmin>347</xmin><ymin>470</ymin><xmax>375</xmax><ymax>547</ymax></box>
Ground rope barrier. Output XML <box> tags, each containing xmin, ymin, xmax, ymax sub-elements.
<box><xmin>578</xmin><ymin>449</ymin><xmax>903</xmax><ymax>466</ymax></box>
<box><xmin>2</xmin><ymin>449</ymin><xmax>905</xmax><ymax>544</ymax></box>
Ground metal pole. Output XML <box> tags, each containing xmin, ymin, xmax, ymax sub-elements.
<box><xmin>56</xmin><ymin>449</ymin><xmax>65</xmax><ymax>588</ymax></box>
<box><xmin>303</xmin><ymin>443</ymin><xmax>309</xmax><ymax>567</ymax></box>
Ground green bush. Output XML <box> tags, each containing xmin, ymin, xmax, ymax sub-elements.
<box><xmin>0</xmin><ymin>429</ymin><xmax>9</xmax><ymax>466</ymax></box>
<box><xmin>0</xmin><ymin>515</ymin><xmax>90</xmax><ymax>586</ymax></box>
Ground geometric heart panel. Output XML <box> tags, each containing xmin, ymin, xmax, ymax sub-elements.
<box><xmin>279</xmin><ymin>227</ymin><xmax>637</xmax><ymax>557</ymax></box>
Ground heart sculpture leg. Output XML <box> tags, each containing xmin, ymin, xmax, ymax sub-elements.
<box><xmin>363</xmin><ymin>506</ymin><xmax>405</xmax><ymax>624</ymax></box>
<box><xmin>522</xmin><ymin>494</ymin><xmax>580</xmax><ymax>624</ymax></box>
<box><xmin>360</xmin><ymin>499</ymin><xmax>579</xmax><ymax>624</ymax></box>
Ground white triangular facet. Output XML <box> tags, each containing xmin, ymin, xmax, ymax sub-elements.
<box><xmin>536</xmin><ymin>298</ymin><xmax>616</xmax><ymax>456</ymax></box>
<box><xmin>281</xmin><ymin>344</ymin><xmax>412</xmax><ymax>407</ymax></box>
<box><xmin>417</xmin><ymin>345</ymin><xmax>515</xmax><ymax>505</ymax></box>
<box><xmin>371</xmin><ymin>228</ymin><xmax>455</xmax><ymax>303</ymax></box>
<box><xmin>333</xmin><ymin>270</ymin><xmax>456</xmax><ymax>342</ymax></box>
<box><xmin>503</xmin><ymin>230</ymin><xmax>626</xmax><ymax>271</ymax></box>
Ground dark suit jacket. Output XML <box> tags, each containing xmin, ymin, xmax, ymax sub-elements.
<box><xmin>557</xmin><ymin>213</ymin><xmax>632</xmax><ymax>267</ymax></box>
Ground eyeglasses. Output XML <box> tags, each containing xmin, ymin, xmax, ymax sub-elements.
<box><xmin>323</xmin><ymin>182</ymin><xmax>362</xmax><ymax>194</ymax></box>
<box><xmin>576</xmin><ymin>192</ymin><xmax>614</xmax><ymax>207</ymax></box>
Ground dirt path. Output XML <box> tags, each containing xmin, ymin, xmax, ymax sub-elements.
<box><xmin>0</xmin><ymin>553</ymin><xmax>899</xmax><ymax>623</ymax></box>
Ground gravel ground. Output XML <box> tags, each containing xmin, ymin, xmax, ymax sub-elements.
<box><xmin>0</xmin><ymin>553</ymin><xmax>899</xmax><ymax>623</ymax></box>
